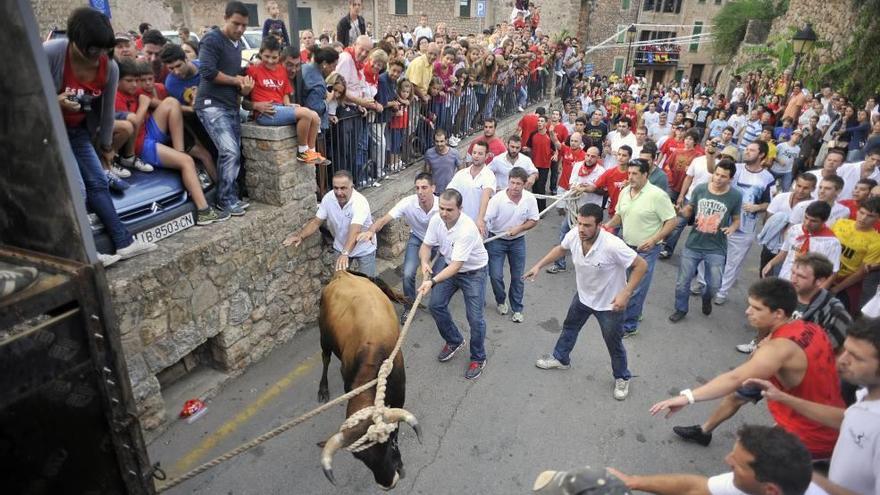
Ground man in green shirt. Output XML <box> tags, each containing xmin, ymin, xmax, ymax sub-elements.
<box><xmin>606</xmin><ymin>159</ymin><xmax>677</xmax><ymax>336</ymax></box>
<box><xmin>669</xmin><ymin>159</ymin><xmax>742</xmax><ymax>322</ymax></box>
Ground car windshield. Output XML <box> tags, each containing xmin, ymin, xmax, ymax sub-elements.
<box><xmin>243</xmin><ymin>32</ymin><xmax>262</xmax><ymax>49</ymax></box>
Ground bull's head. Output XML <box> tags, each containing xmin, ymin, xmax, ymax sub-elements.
<box><xmin>320</xmin><ymin>409</ymin><xmax>422</xmax><ymax>490</ymax></box>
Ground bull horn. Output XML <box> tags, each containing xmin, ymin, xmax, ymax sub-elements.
<box><xmin>384</xmin><ymin>408</ymin><xmax>422</xmax><ymax>444</ymax></box>
<box><xmin>320</xmin><ymin>432</ymin><xmax>346</xmax><ymax>485</ymax></box>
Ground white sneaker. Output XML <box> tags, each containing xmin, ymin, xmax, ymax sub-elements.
<box><xmin>97</xmin><ymin>253</ymin><xmax>121</xmax><ymax>267</ymax></box>
<box><xmin>109</xmin><ymin>163</ymin><xmax>131</xmax><ymax>178</ymax></box>
<box><xmin>613</xmin><ymin>379</ymin><xmax>630</xmax><ymax>400</ymax></box>
<box><xmin>736</xmin><ymin>339</ymin><xmax>757</xmax><ymax>354</ymax></box>
<box><xmin>497</xmin><ymin>302</ymin><xmax>509</xmax><ymax>315</ymax></box>
<box><xmin>119</xmin><ymin>155</ymin><xmax>154</xmax><ymax>173</ymax></box>
<box><xmin>517</xmin><ymin>106</ymin><xmax>525</xmax><ymax>112</ymax></box>
<box><xmin>116</xmin><ymin>238</ymin><xmax>157</xmax><ymax>259</ymax></box>
<box><xmin>535</xmin><ymin>354</ymin><xmax>570</xmax><ymax>370</ymax></box>
<box><xmin>511</xmin><ymin>312</ymin><xmax>524</xmax><ymax>323</ymax></box>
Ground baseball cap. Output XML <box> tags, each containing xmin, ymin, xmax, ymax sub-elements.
<box><xmin>533</xmin><ymin>466</ymin><xmax>632</xmax><ymax>494</ymax></box>
<box><xmin>720</xmin><ymin>145</ymin><xmax>739</xmax><ymax>159</ymax></box>
<box><xmin>675</xmin><ymin>123</ymin><xmax>686</xmax><ymax>129</ymax></box>
<box><xmin>115</xmin><ymin>32</ymin><xmax>131</xmax><ymax>42</ymax></box>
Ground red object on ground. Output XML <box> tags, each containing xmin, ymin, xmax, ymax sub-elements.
<box><xmin>180</xmin><ymin>399</ymin><xmax>206</xmax><ymax>418</ymax></box>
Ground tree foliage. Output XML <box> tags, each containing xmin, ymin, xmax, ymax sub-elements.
<box><xmin>711</xmin><ymin>0</ymin><xmax>788</xmax><ymax>60</ymax></box>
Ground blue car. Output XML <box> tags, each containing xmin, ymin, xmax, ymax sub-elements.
<box><xmin>89</xmin><ymin>168</ymin><xmax>215</xmax><ymax>254</ymax></box>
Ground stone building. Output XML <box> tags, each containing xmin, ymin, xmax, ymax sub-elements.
<box><xmin>634</xmin><ymin>0</ymin><xmax>726</xmax><ymax>89</ymax></box>
<box><xmin>30</xmin><ymin>0</ymin><xmax>580</xmax><ymax>45</ymax></box>
<box><xmin>578</xmin><ymin>0</ymin><xmax>639</xmax><ymax>78</ymax></box>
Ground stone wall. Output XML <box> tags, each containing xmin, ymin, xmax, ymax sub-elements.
<box><xmin>30</xmin><ymin>0</ymin><xmax>178</xmax><ymax>35</ymax></box>
<box><xmin>581</xmin><ymin>0</ymin><xmax>638</xmax><ymax>76</ymax></box>
<box><xmin>767</xmin><ymin>0</ymin><xmax>859</xmax><ymax>68</ymax></box>
<box><xmin>108</xmin><ymin>124</ymin><xmax>330</xmax><ymax>431</ymax></box>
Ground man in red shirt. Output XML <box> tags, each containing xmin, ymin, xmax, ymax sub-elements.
<box><xmin>557</xmin><ymin>132</ymin><xmax>586</xmax><ymax>193</ymax></box>
<box><xmin>664</xmin><ymin>129</ymin><xmax>704</xmax><ymax>202</ymax></box>
<box><xmin>652</xmin><ymin>277</ymin><xmax>844</xmax><ymax>461</ymax></box>
<box><xmin>518</xmin><ymin>106</ymin><xmax>545</xmax><ymax>153</ymax></box>
<box><xmin>526</xmin><ymin>114</ymin><xmax>559</xmax><ymax>211</ymax></box>
<box><xmin>581</xmin><ymin>145</ymin><xmax>633</xmax><ymax>217</ymax></box>
<box><xmin>548</xmin><ymin>109</ymin><xmax>570</xmax><ymax>194</ymax></box>
<box><xmin>467</xmin><ymin>117</ymin><xmax>507</xmax><ymax>163</ymax></box>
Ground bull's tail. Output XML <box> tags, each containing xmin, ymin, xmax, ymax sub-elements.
<box><xmin>348</xmin><ymin>271</ymin><xmax>410</xmax><ymax>306</ymax></box>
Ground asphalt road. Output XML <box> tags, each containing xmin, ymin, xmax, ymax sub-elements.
<box><xmin>149</xmin><ymin>215</ymin><xmax>771</xmax><ymax>494</ymax></box>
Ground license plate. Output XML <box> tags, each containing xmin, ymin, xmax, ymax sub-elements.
<box><xmin>134</xmin><ymin>212</ymin><xmax>194</xmax><ymax>244</ymax></box>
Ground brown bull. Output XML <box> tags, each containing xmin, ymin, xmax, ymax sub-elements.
<box><xmin>317</xmin><ymin>271</ymin><xmax>421</xmax><ymax>490</ymax></box>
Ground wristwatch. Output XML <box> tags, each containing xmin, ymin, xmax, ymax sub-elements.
<box><xmin>340</xmin><ymin>250</ymin><xmax>350</xmax><ymax>256</ymax></box>
<box><xmin>679</xmin><ymin>389</ymin><xmax>696</xmax><ymax>405</ymax></box>
<box><xmin>430</xmin><ymin>277</ymin><xmax>437</xmax><ymax>287</ymax></box>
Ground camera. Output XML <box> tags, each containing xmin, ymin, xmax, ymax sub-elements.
<box><xmin>66</xmin><ymin>93</ymin><xmax>94</xmax><ymax>113</ymax></box>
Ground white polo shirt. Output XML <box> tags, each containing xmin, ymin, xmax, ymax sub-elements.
<box><xmin>387</xmin><ymin>194</ymin><xmax>439</xmax><ymax>240</ymax></box>
<box><xmin>788</xmin><ymin>200</ymin><xmax>851</xmax><ymax>228</ymax></box>
<box><xmin>561</xmin><ymin>228</ymin><xmax>637</xmax><ymax>311</ymax></box>
<box><xmin>767</xmin><ymin>191</ymin><xmax>806</xmax><ymax>217</ymax></box>
<box><xmin>777</xmin><ymin>223</ymin><xmax>842</xmax><ymax>280</ymax></box>
<box><xmin>488</xmin><ymin>153</ymin><xmax>538</xmax><ymax>190</ymax></box>
<box><xmin>567</xmin><ymin>162</ymin><xmax>605</xmax><ymax>207</ymax></box>
<box><xmin>828</xmin><ymin>388</ymin><xmax>880</xmax><ymax>494</ymax></box>
<box><xmin>422</xmin><ymin>214</ymin><xmax>488</xmax><ymax>272</ymax></box>
<box><xmin>316</xmin><ymin>189</ymin><xmax>376</xmax><ymax>257</ymax></box>
<box><xmin>446</xmin><ymin>165</ymin><xmax>497</xmax><ymax>222</ymax></box>
<box><xmin>707</xmin><ymin>472</ymin><xmax>828</xmax><ymax>495</ymax></box>
<box><xmin>484</xmin><ymin>189</ymin><xmax>540</xmax><ymax>239</ymax></box>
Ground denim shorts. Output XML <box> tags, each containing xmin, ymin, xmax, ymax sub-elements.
<box><xmin>115</xmin><ymin>111</ymin><xmax>130</xmax><ymax>120</ymax></box>
<box><xmin>139</xmin><ymin>116</ymin><xmax>169</xmax><ymax>166</ymax></box>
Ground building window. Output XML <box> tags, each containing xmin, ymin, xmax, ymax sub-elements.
<box><xmin>394</xmin><ymin>0</ymin><xmax>408</xmax><ymax>15</ymax></box>
<box><xmin>243</xmin><ymin>3</ymin><xmax>259</xmax><ymax>26</ymax></box>
<box><xmin>297</xmin><ymin>7</ymin><xmax>312</xmax><ymax>30</ymax></box>
<box><xmin>616</xmin><ymin>24</ymin><xmax>627</xmax><ymax>43</ymax></box>
<box><xmin>459</xmin><ymin>0</ymin><xmax>471</xmax><ymax>17</ymax></box>
<box><xmin>644</xmin><ymin>0</ymin><xmax>655</xmax><ymax>9</ymax></box>
<box><xmin>613</xmin><ymin>57</ymin><xmax>625</xmax><ymax>75</ymax></box>
<box><xmin>715</xmin><ymin>0</ymin><xmax>722</xmax><ymax>4</ymax></box>
<box><xmin>690</xmin><ymin>21</ymin><xmax>703</xmax><ymax>52</ymax></box>
<box><xmin>622</xmin><ymin>0</ymin><xmax>631</xmax><ymax>9</ymax></box>
<box><xmin>661</xmin><ymin>0</ymin><xmax>682</xmax><ymax>13</ymax></box>
<box><xmin>698</xmin><ymin>0</ymin><xmax>705</xmax><ymax>3</ymax></box>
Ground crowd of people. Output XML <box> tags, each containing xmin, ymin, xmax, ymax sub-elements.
<box><xmin>47</xmin><ymin>2</ymin><xmax>879</xmax><ymax>494</ymax></box>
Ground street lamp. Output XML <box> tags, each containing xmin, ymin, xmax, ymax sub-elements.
<box><xmin>785</xmin><ymin>23</ymin><xmax>817</xmax><ymax>100</ymax></box>
<box><xmin>624</xmin><ymin>24</ymin><xmax>637</xmax><ymax>76</ymax></box>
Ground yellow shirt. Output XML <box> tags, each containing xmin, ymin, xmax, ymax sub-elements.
<box><xmin>405</xmin><ymin>54</ymin><xmax>433</xmax><ymax>94</ymax></box>
<box><xmin>831</xmin><ymin>219</ymin><xmax>880</xmax><ymax>277</ymax></box>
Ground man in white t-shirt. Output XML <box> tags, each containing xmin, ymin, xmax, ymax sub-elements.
<box><xmin>744</xmin><ymin>317</ymin><xmax>880</xmax><ymax>495</ymax></box>
<box><xmin>806</xmin><ymin>149</ymin><xmax>846</xmax><ymax>199</ymax></box>
<box><xmin>412</xmin><ymin>14</ymin><xmax>433</xmax><ymax>41</ymax></box>
<box><xmin>524</xmin><ymin>203</ymin><xmax>647</xmax><ymax>401</ymax></box>
<box><xmin>488</xmin><ymin>135</ymin><xmax>538</xmax><ymax>190</ymax></box>
<box><xmin>484</xmin><ymin>167</ymin><xmax>540</xmax><ymax>323</ymax></box>
<box><xmin>604</xmin><ymin>117</ymin><xmax>638</xmax><ymax>169</ymax></box>
<box><xmin>359</xmin><ymin>172</ymin><xmax>438</xmax><ymax>321</ymax></box>
<box><xmin>447</xmin><ymin>141</ymin><xmax>496</xmax><ymax>235</ymax></box>
<box><xmin>788</xmin><ymin>176</ymin><xmax>850</xmax><ymax>228</ymax></box>
<box><xmin>756</xmin><ymin>173</ymin><xmax>817</xmax><ymax>277</ymax></box>
<box><xmin>762</xmin><ymin>201</ymin><xmax>841</xmax><ymax>281</ymax></box>
<box><xmin>419</xmin><ymin>189</ymin><xmax>490</xmax><ymax>380</ymax></box>
<box><xmin>283</xmin><ymin>170</ymin><xmax>377</xmax><ymax>276</ymax></box>
<box><xmin>607</xmin><ymin>424</ymin><xmax>828</xmax><ymax>495</ymax></box>
<box><xmin>836</xmin><ymin>149</ymin><xmax>880</xmax><ymax>200</ymax></box>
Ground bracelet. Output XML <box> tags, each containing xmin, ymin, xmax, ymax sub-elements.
<box><xmin>430</xmin><ymin>277</ymin><xmax>437</xmax><ymax>287</ymax></box>
<box><xmin>679</xmin><ymin>388</ymin><xmax>695</xmax><ymax>405</ymax></box>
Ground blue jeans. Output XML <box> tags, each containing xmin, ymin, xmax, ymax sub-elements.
<box><xmin>67</xmin><ymin>126</ymin><xmax>132</xmax><ymax>250</ymax></box>
<box><xmin>401</xmin><ymin>234</ymin><xmax>438</xmax><ymax>308</ymax></box>
<box><xmin>344</xmin><ymin>250</ymin><xmax>376</xmax><ymax>278</ymax></box>
<box><xmin>197</xmin><ymin>106</ymin><xmax>242</xmax><ymax>208</ymax></box>
<box><xmin>554</xmin><ymin>216</ymin><xmax>572</xmax><ymax>269</ymax></box>
<box><xmin>553</xmin><ymin>293</ymin><xmax>631</xmax><ymax>380</ymax></box>
<box><xmin>255</xmin><ymin>104</ymin><xmax>297</xmax><ymax>126</ymax></box>
<box><xmin>771</xmin><ymin>170</ymin><xmax>793</xmax><ymax>192</ymax></box>
<box><xmin>622</xmin><ymin>244</ymin><xmax>661</xmax><ymax>333</ymax></box>
<box><xmin>429</xmin><ymin>263</ymin><xmax>488</xmax><ymax>362</ymax></box>
<box><xmin>486</xmin><ymin>236</ymin><xmax>527</xmax><ymax>312</ymax></box>
<box><xmin>674</xmin><ymin>248</ymin><xmax>726</xmax><ymax>313</ymax></box>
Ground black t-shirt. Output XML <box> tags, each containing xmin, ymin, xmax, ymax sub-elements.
<box><xmin>584</xmin><ymin>122</ymin><xmax>607</xmax><ymax>145</ymax></box>
<box><xmin>694</xmin><ymin>106</ymin><xmax>713</xmax><ymax>128</ymax></box>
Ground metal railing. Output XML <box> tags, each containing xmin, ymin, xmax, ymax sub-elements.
<box><xmin>316</xmin><ymin>69</ymin><xmax>553</xmax><ymax>193</ymax></box>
